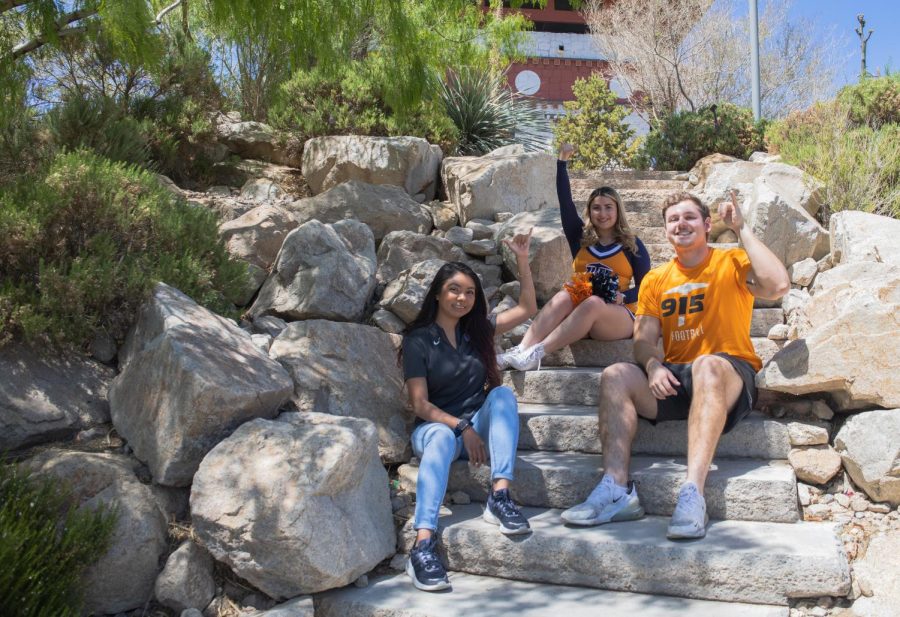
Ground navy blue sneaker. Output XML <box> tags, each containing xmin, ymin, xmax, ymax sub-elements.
<box><xmin>406</xmin><ymin>536</ymin><xmax>450</xmax><ymax>591</ymax></box>
<box><xmin>483</xmin><ymin>488</ymin><xmax>531</xmax><ymax>535</ymax></box>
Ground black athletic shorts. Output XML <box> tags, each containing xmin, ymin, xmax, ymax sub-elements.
<box><xmin>637</xmin><ymin>352</ymin><xmax>758</xmax><ymax>434</ymax></box>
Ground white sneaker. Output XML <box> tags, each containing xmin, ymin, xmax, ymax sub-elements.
<box><xmin>497</xmin><ymin>345</ymin><xmax>521</xmax><ymax>370</ymax></box>
<box><xmin>560</xmin><ymin>474</ymin><xmax>645</xmax><ymax>526</ymax></box>
<box><xmin>509</xmin><ymin>343</ymin><xmax>545</xmax><ymax>371</ymax></box>
<box><xmin>667</xmin><ymin>482</ymin><xmax>708</xmax><ymax>539</ymax></box>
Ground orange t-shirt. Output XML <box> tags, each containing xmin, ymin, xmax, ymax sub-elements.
<box><xmin>636</xmin><ymin>248</ymin><xmax>761</xmax><ymax>371</ymax></box>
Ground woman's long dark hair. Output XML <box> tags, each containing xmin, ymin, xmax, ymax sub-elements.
<box><xmin>401</xmin><ymin>261</ymin><xmax>500</xmax><ymax>390</ymax></box>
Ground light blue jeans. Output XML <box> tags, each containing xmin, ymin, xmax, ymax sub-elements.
<box><xmin>411</xmin><ymin>385</ymin><xmax>519</xmax><ymax>531</ymax></box>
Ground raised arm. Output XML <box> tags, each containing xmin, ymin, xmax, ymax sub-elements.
<box><xmin>721</xmin><ymin>190</ymin><xmax>790</xmax><ymax>300</ymax></box>
<box><xmin>494</xmin><ymin>228</ymin><xmax>537</xmax><ymax>336</ymax></box>
<box><xmin>557</xmin><ymin>144</ymin><xmax>583</xmax><ymax>257</ymax></box>
<box><xmin>622</xmin><ymin>237</ymin><xmax>651</xmax><ymax>305</ymax></box>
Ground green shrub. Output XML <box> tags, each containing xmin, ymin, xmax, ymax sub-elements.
<box><xmin>767</xmin><ymin>101</ymin><xmax>899</xmax><ymax>220</ymax></box>
<box><xmin>0</xmin><ymin>461</ymin><xmax>117</xmax><ymax>616</ymax></box>
<box><xmin>270</xmin><ymin>58</ymin><xmax>458</xmax><ymax>153</ymax></box>
<box><xmin>46</xmin><ymin>96</ymin><xmax>152</xmax><ymax>168</ymax></box>
<box><xmin>553</xmin><ymin>74</ymin><xmax>638</xmax><ymax>170</ymax></box>
<box><xmin>837</xmin><ymin>74</ymin><xmax>900</xmax><ymax>129</ymax></box>
<box><xmin>637</xmin><ymin>103</ymin><xmax>767</xmax><ymax>171</ymax></box>
<box><xmin>438</xmin><ymin>67</ymin><xmax>548</xmax><ymax>155</ymax></box>
<box><xmin>0</xmin><ymin>150</ymin><xmax>247</xmax><ymax>348</ymax></box>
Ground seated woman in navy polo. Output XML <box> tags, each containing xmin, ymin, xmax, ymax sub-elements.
<box><xmin>400</xmin><ymin>234</ymin><xmax>535</xmax><ymax>592</ymax></box>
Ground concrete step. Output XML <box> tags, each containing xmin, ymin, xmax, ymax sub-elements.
<box><xmin>398</xmin><ymin>506</ymin><xmax>850</xmax><ymax>605</ymax></box>
<box><xmin>541</xmin><ymin>334</ymin><xmax>783</xmax><ymax>368</ymax></box>
<box><xmin>398</xmin><ymin>453</ymin><xmax>798</xmax><ymax>522</ymax></box>
<box><xmin>503</xmin><ymin>367</ymin><xmax>602</xmax><ymax>406</ymax></box>
<box><xmin>317</xmin><ymin>572</ymin><xmax>789</xmax><ymax>617</ymax></box>
<box><xmin>573</xmin><ymin>187</ymin><xmax>679</xmax><ymax>206</ymax></box>
<box><xmin>516</xmin><ymin>406</ymin><xmax>825</xmax><ymax>460</ymax></box>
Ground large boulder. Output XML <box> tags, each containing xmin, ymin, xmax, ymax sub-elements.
<box><xmin>190</xmin><ymin>413</ymin><xmax>395</xmax><ymax>599</ymax></box>
<box><xmin>269</xmin><ymin>320</ymin><xmax>410</xmax><ymax>462</ymax></box>
<box><xmin>742</xmin><ymin>179</ymin><xmax>829</xmax><ymax>268</ymax></box>
<box><xmin>834</xmin><ymin>409</ymin><xmax>900</xmax><ymax>506</ymax></box>
<box><xmin>850</xmin><ymin>531</ymin><xmax>900</xmax><ymax>617</ymax></box>
<box><xmin>109</xmin><ymin>284</ymin><xmax>293</xmax><ymax>486</ymax></box>
<box><xmin>442</xmin><ymin>151</ymin><xmax>557</xmax><ymax>225</ymax></box>
<box><xmin>376</xmin><ymin>230</ymin><xmax>501</xmax><ymax>289</ymax></box>
<box><xmin>830</xmin><ymin>210</ymin><xmax>900</xmax><ymax>267</ymax></box>
<box><xmin>757</xmin><ymin>262</ymin><xmax>900</xmax><ymax>410</ymax></box>
<box><xmin>28</xmin><ymin>450</ymin><xmax>168</xmax><ymax>615</ymax></box>
<box><xmin>218</xmin><ymin>203</ymin><xmax>299</xmax><ymax>270</ymax></box>
<box><xmin>302</xmin><ymin>136</ymin><xmax>442</xmax><ymax>201</ymax></box>
<box><xmin>0</xmin><ymin>344</ymin><xmax>113</xmax><ymax>451</ymax></box>
<box><xmin>249</xmin><ymin>219</ymin><xmax>376</xmax><ymax>322</ymax></box>
<box><xmin>288</xmin><ymin>180</ymin><xmax>432</xmax><ymax>243</ymax></box>
<box><xmin>495</xmin><ymin>209</ymin><xmax>571</xmax><ymax>304</ymax></box>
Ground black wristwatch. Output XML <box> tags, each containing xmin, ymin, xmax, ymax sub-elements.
<box><xmin>453</xmin><ymin>418</ymin><xmax>472</xmax><ymax>437</ymax></box>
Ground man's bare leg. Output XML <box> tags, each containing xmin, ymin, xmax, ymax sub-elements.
<box><xmin>599</xmin><ymin>362</ymin><xmax>659</xmax><ymax>486</ymax></box>
<box><xmin>684</xmin><ymin>355</ymin><xmax>744</xmax><ymax>493</ymax></box>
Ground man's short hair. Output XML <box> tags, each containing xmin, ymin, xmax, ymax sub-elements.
<box><xmin>661</xmin><ymin>192</ymin><xmax>710</xmax><ymax>222</ymax></box>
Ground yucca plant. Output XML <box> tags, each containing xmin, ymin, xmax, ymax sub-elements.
<box><xmin>439</xmin><ymin>68</ymin><xmax>549</xmax><ymax>155</ymax></box>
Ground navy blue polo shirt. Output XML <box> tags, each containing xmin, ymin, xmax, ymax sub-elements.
<box><xmin>402</xmin><ymin>321</ymin><xmax>490</xmax><ymax>425</ymax></box>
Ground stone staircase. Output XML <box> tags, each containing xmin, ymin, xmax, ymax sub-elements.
<box><xmin>316</xmin><ymin>171</ymin><xmax>851</xmax><ymax>616</ymax></box>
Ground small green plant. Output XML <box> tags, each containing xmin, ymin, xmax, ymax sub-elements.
<box><xmin>0</xmin><ymin>150</ymin><xmax>247</xmax><ymax>348</ymax></box>
<box><xmin>553</xmin><ymin>73</ymin><xmax>638</xmax><ymax>170</ymax></box>
<box><xmin>637</xmin><ymin>103</ymin><xmax>767</xmax><ymax>171</ymax></box>
<box><xmin>0</xmin><ymin>461</ymin><xmax>117</xmax><ymax>616</ymax></box>
<box><xmin>438</xmin><ymin>67</ymin><xmax>548</xmax><ymax>155</ymax></box>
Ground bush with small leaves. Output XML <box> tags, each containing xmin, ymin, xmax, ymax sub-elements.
<box><xmin>0</xmin><ymin>461</ymin><xmax>117</xmax><ymax>617</ymax></box>
<box><xmin>0</xmin><ymin>149</ymin><xmax>247</xmax><ymax>348</ymax></box>
<box><xmin>637</xmin><ymin>103</ymin><xmax>767</xmax><ymax>171</ymax></box>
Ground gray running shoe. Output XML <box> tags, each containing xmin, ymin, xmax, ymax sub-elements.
<box><xmin>667</xmin><ymin>482</ymin><xmax>709</xmax><ymax>539</ymax></box>
<box><xmin>560</xmin><ymin>474</ymin><xmax>645</xmax><ymax>526</ymax></box>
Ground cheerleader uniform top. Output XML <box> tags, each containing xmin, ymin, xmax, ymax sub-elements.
<box><xmin>557</xmin><ymin>160</ymin><xmax>651</xmax><ymax>313</ymax></box>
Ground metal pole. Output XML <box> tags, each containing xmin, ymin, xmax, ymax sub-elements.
<box><xmin>749</xmin><ymin>0</ymin><xmax>761</xmax><ymax>120</ymax></box>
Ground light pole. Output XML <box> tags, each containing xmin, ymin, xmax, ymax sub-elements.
<box><xmin>749</xmin><ymin>0</ymin><xmax>761</xmax><ymax>120</ymax></box>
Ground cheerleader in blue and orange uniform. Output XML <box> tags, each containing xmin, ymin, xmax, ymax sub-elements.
<box><xmin>498</xmin><ymin>143</ymin><xmax>650</xmax><ymax>371</ymax></box>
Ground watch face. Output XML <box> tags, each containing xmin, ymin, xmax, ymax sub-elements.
<box><xmin>514</xmin><ymin>70</ymin><xmax>541</xmax><ymax>95</ymax></box>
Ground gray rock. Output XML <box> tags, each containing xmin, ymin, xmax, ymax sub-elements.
<box><xmin>181</xmin><ymin>609</ymin><xmax>203</xmax><ymax>617</ymax></box>
<box><xmin>496</xmin><ymin>209</ymin><xmax>571</xmax><ymax>304</ymax></box>
<box><xmin>230</xmin><ymin>262</ymin><xmax>268</xmax><ymax>307</ymax></box>
<box><xmin>240</xmin><ymin>178</ymin><xmax>285</xmax><ymax>203</ymax></box>
<box><xmin>250</xmin><ymin>315</ymin><xmax>288</xmax><ymax>338</ymax></box>
<box><xmin>787</xmin><ymin>421</ymin><xmax>829</xmax><ymax>446</ymax></box>
<box><xmin>269</xmin><ymin>320</ymin><xmax>411</xmax><ymax>463</ymax></box>
<box><xmin>830</xmin><ymin>210</ymin><xmax>900</xmax><ymax>267</ymax></box>
<box><xmin>218</xmin><ymin>203</ymin><xmax>298</xmax><ymax>270</ymax></box>
<box><xmin>150</xmin><ymin>484</ymin><xmax>190</xmax><ymax>521</ymax></box>
<box><xmin>499</xmin><ymin>280</ymin><xmax>521</xmax><ymax>301</ymax></box>
<box><xmin>155</xmin><ymin>541</ymin><xmax>216</xmax><ymax>612</ymax></box>
<box><xmin>253</xmin><ymin>596</ymin><xmax>315</xmax><ymax>617</ymax></box>
<box><xmin>788</xmin><ymin>446</ymin><xmax>843</xmax><ymax>485</ymax></box>
<box><xmin>757</xmin><ymin>263</ymin><xmax>900</xmax><ymax>410</ymax></box>
<box><xmin>287</xmin><ymin>180</ymin><xmax>432</xmax><ymax>242</ymax></box>
<box><xmin>191</xmin><ymin>413</ymin><xmax>395</xmax><ymax>599</ymax></box>
<box><xmin>370</xmin><ymin>309</ymin><xmax>407</xmax><ymax>334</ymax></box>
<box><xmin>0</xmin><ymin>344</ymin><xmax>113</xmax><ymax>451</ymax></box>
<box><xmin>249</xmin><ymin>219</ymin><xmax>376</xmax><ymax>322</ymax></box>
<box><xmin>834</xmin><ymin>409</ymin><xmax>900</xmax><ymax>506</ymax></box>
<box><xmin>250</xmin><ymin>333</ymin><xmax>272</xmax><ymax>352</ymax></box>
<box><xmin>426</xmin><ymin>200</ymin><xmax>458</xmax><ymax>231</ymax></box>
<box><xmin>379</xmin><ymin>259</ymin><xmax>446</xmax><ymax>324</ymax></box>
<box><xmin>375</xmin><ymin>230</ymin><xmax>466</xmax><ymax>284</ymax></box>
<box><xmin>216</xmin><ymin>119</ymin><xmax>280</xmax><ymax>163</ymax></box>
<box><xmin>463</xmin><ymin>239</ymin><xmax>498</xmax><ymax>257</ymax></box>
<box><xmin>850</xmin><ymin>531</ymin><xmax>900</xmax><ymax>617</ymax></box>
<box><xmin>466</xmin><ymin>219</ymin><xmax>495</xmax><ymax>240</ymax></box>
<box><xmin>302</xmin><ymin>136</ymin><xmax>442</xmax><ymax>201</ymax></box>
<box><xmin>445</xmin><ymin>226</ymin><xmax>475</xmax><ymax>246</ymax></box>
<box><xmin>768</xmin><ymin>324</ymin><xmax>790</xmax><ymax>340</ymax></box>
<box><xmin>109</xmin><ymin>284</ymin><xmax>292</xmax><ymax>486</ymax></box>
<box><xmin>442</xmin><ymin>151</ymin><xmax>557</xmax><ymax>225</ymax></box>
<box><xmin>29</xmin><ymin>450</ymin><xmax>168</xmax><ymax>614</ymax></box>
<box><xmin>789</xmin><ymin>258</ymin><xmax>818</xmax><ymax>287</ymax></box>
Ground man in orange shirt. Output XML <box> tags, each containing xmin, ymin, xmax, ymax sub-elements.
<box><xmin>561</xmin><ymin>190</ymin><xmax>790</xmax><ymax>539</ymax></box>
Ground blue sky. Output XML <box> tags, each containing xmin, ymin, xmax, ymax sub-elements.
<box><xmin>787</xmin><ymin>0</ymin><xmax>899</xmax><ymax>87</ymax></box>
